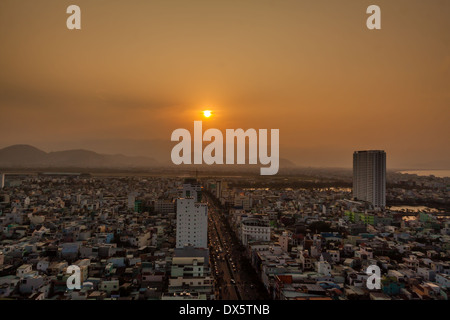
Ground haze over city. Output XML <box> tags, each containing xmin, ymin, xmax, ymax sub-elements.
<box><xmin>0</xmin><ymin>0</ymin><xmax>449</xmax><ymax>169</ymax></box>
<box><xmin>1</xmin><ymin>1</ymin><xmax>450</xmax><ymax>309</ymax></box>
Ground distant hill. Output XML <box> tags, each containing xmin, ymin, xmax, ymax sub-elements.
<box><xmin>0</xmin><ymin>144</ymin><xmax>298</xmax><ymax>171</ymax></box>
<box><xmin>0</xmin><ymin>145</ymin><xmax>48</xmax><ymax>165</ymax></box>
<box><xmin>0</xmin><ymin>145</ymin><xmax>159</xmax><ymax>168</ymax></box>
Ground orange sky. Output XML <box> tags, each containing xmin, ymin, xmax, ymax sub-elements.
<box><xmin>0</xmin><ymin>0</ymin><xmax>449</xmax><ymax>168</ymax></box>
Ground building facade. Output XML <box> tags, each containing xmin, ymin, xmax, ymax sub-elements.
<box><xmin>241</xmin><ymin>217</ymin><xmax>271</xmax><ymax>246</ymax></box>
<box><xmin>176</xmin><ymin>198</ymin><xmax>208</xmax><ymax>249</ymax></box>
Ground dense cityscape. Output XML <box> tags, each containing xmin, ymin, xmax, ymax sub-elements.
<box><xmin>0</xmin><ymin>151</ymin><xmax>449</xmax><ymax>300</ymax></box>
<box><xmin>0</xmin><ymin>3</ymin><xmax>448</xmax><ymax>318</ymax></box>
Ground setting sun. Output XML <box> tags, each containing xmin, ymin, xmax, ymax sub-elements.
<box><xmin>203</xmin><ymin>110</ymin><xmax>212</xmax><ymax>118</ymax></box>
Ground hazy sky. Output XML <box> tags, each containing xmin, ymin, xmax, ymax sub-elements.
<box><xmin>0</xmin><ymin>0</ymin><xmax>449</xmax><ymax>169</ymax></box>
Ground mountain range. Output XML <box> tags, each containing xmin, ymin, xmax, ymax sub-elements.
<box><xmin>0</xmin><ymin>144</ymin><xmax>296</xmax><ymax>169</ymax></box>
<box><xmin>0</xmin><ymin>145</ymin><xmax>158</xmax><ymax>168</ymax></box>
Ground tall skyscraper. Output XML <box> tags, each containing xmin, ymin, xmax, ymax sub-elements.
<box><xmin>353</xmin><ymin>150</ymin><xmax>386</xmax><ymax>208</ymax></box>
<box><xmin>176</xmin><ymin>184</ymin><xmax>208</xmax><ymax>249</ymax></box>
<box><xmin>0</xmin><ymin>173</ymin><xmax>4</xmax><ymax>189</ymax></box>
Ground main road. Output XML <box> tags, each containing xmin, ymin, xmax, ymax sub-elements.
<box><xmin>206</xmin><ymin>192</ymin><xmax>271</xmax><ymax>300</ymax></box>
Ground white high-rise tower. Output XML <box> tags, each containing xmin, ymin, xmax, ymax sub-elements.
<box><xmin>176</xmin><ymin>184</ymin><xmax>208</xmax><ymax>249</ymax></box>
<box><xmin>353</xmin><ymin>150</ymin><xmax>386</xmax><ymax>208</ymax></box>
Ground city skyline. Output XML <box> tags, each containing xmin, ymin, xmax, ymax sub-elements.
<box><xmin>0</xmin><ymin>1</ymin><xmax>449</xmax><ymax>169</ymax></box>
<box><xmin>0</xmin><ymin>173</ymin><xmax>448</xmax><ymax>301</ymax></box>
<box><xmin>1</xmin><ymin>143</ymin><xmax>449</xmax><ymax>175</ymax></box>
<box><xmin>1</xmin><ymin>0</ymin><xmax>450</xmax><ymax>309</ymax></box>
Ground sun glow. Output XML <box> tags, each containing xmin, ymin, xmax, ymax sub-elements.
<box><xmin>203</xmin><ymin>110</ymin><xmax>212</xmax><ymax>118</ymax></box>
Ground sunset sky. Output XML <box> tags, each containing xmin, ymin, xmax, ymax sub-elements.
<box><xmin>0</xmin><ymin>0</ymin><xmax>449</xmax><ymax>169</ymax></box>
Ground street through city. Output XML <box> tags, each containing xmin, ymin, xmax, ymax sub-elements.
<box><xmin>206</xmin><ymin>193</ymin><xmax>271</xmax><ymax>300</ymax></box>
